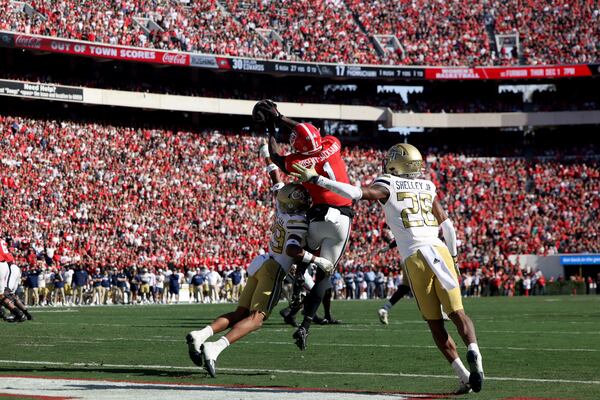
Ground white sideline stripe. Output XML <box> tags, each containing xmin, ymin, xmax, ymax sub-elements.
<box><xmin>0</xmin><ymin>360</ymin><xmax>598</xmax><ymax>385</ymax></box>
<box><xmin>26</xmin><ymin>321</ymin><xmax>600</xmax><ymax>335</ymax></box>
<box><xmin>15</xmin><ymin>335</ymin><xmax>600</xmax><ymax>353</ymax></box>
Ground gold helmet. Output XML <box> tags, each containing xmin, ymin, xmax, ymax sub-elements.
<box><xmin>383</xmin><ymin>143</ymin><xmax>423</xmax><ymax>177</ymax></box>
<box><xmin>276</xmin><ymin>183</ymin><xmax>311</xmax><ymax>212</ymax></box>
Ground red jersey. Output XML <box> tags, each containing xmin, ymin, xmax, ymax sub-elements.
<box><xmin>285</xmin><ymin>136</ymin><xmax>352</xmax><ymax>207</ymax></box>
<box><xmin>0</xmin><ymin>240</ymin><xmax>15</xmax><ymax>263</ymax></box>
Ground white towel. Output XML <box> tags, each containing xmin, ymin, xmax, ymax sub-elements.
<box><xmin>419</xmin><ymin>246</ymin><xmax>458</xmax><ymax>291</ymax></box>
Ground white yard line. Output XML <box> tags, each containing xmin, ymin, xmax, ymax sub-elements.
<box><xmin>14</xmin><ymin>335</ymin><xmax>600</xmax><ymax>353</ymax></box>
<box><xmin>0</xmin><ymin>377</ymin><xmax>412</xmax><ymax>400</ymax></box>
<box><xmin>0</xmin><ymin>359</ymin><xmax>598</xmax><ymax>386</ymax></box>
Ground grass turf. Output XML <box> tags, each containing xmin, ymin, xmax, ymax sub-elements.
<box><xmin>0</xmin><ymin>295</ymin><xmax>599</xmax><ymax>399</ymax></box>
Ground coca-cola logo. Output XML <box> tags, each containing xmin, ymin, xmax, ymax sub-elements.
<box><xmin>15</xmin><ymin>35</ymin><xmax>42</xmax><ymax>49</ymax></box>
<box><xmin>161</xmin><ymin>53</ymin><xmax>187</xmax><ymax>65</ymax></box>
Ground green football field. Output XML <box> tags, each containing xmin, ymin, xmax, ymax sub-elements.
<box><xmin>1</xmin><ymin>295</ymin><xmax>599</xmax><ymax>399</ymax></box>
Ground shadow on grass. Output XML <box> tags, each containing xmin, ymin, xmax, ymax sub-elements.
<box><xmin>0</xmin><ymin>366</ymin><xmax>270</xmax><ymax>379</ymax></box>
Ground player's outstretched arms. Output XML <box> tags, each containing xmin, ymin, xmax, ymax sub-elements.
<box><xmin>291</xmin><ymin>164</ymin><xmax>390</xmax><ymax>202</ymax></box>
<box><xmin>267</xmin><ymin>135</ymin><xmax>288</xmax><ymax>173</ymax></box>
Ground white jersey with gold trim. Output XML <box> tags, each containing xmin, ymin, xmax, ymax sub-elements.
<box><xmin>268</xmin><ymin>209</ymin><xmax>308</xmax><ymax>273</ymax></box>
<box><xmin>372</xmin><ymin>174</ymin><xmax>444</xmax><ymax>259</ymax></box>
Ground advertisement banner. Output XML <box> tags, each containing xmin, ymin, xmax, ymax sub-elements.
<box><xmin>12</xmin><ymin>34</ymin><xmax>189</xmax><ymax>66</ymax></box>
<box><xmin>0</xmin><ymin>79</ymin><xmax>84</xmax><ymax>101</ymax></box>
<box><xmin>0</xmin><ymin>31</ymin><xmax>596</xmax><ymax>81</ymax></box>
<box><xmin>560</xmin><ymin>255</ymin><xmax>600</xmax><ymax>266</ymax></box>
<box><xmin>190</xmin><ymin>54</ymin><xmax>218</xmax><ymax>68</ymax></box>
<box><xmin>425</xmin><ymin>65</ymin><xmax>593</xmax><ymax>80</ymax></box>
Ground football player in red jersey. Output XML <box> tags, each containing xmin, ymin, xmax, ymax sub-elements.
<box><xmin>253</xmin><ymin>99</ymin><xmax>354</xmax><ymax>350</ymax></box>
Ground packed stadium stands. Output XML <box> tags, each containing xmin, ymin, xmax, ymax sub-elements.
<box><xmin>2</xmin><ymin>115</ymin><xmax>598</xmax><ymax>283</ymax></box>
<box><xmin>0</xmin><ymin>0</ymin><xmax>598</xmax><ymax>66</ymax></box>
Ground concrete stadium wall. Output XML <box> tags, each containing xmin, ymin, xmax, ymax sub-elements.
<box><xmin>391</xmin><ymin>110</ymin><xmax>600</xmax><ymax>128</ymax></box>
<box><xmin>509</xmin><ymin>255</ymin><xmax>564</xmax><ymax>279</ymax></box>
<box><xmin>2</xmin><ymin>79</ymin><xmax>599</xmax><ymax>128</ymax></box>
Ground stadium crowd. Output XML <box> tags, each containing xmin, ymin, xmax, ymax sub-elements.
<box><xmin>1</xmin><ymin>115</ymin><xmax>599</xmax><ymax>306</ymax></box>
<box><xmin>0</xmin><ymin>0</ymin><xmax>598</xmax><ymax>66</ymax></box>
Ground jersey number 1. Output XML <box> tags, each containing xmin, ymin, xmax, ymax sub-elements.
<box><xmin>323</xmin><ymin>162</ymin><xmax>336</xmax><ymax>181</ymax></box>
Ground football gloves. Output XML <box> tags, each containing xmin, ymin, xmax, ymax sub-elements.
<box><xmin>252</xmin><ymin>99</ymin><xmax>281</xmax><ymax>124</ymax></box>
<box><xmin>313</xmin><ymin>256</ymin><xmax>335</xmax><ymax>274</ymax></box>
<box><xmin>290</xmin><ymin>163</ymin><xmax>319</xmax><ymax>183</ymax></box>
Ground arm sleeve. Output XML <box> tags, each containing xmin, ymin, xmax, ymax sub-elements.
<box><xmin>313</xmin><ymin>175</ymin><xmax>362</xmax><ymax>200</ymax></box>
<box><xmin>440</xmin><ymin>219</ymin><xmax>458</xmax><ymax>257</ymax></box>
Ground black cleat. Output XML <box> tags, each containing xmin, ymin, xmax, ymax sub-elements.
<box><xmin>186</xmin><ymin>333</ymin><xmax>203</xmax><ymax>367</ymax></box>
<box><xmin>5</xmin><ymin>313</ymin><xmax>27</xmax><ymax>323</ymax></box>
<box><xmin>284</xmin><ymin>315</ymin><xmax>299</xmax><ymax>328</ymax></box>
<box><xmin>201</xmin><ymin>345</ymin><xmax>216</xmax><ymax>378</ymax></box>
<box><xmin>280</xmin><ymin>308</ymin><xmax>299</xmax><ymax>327</ymax></box>
<box><xmin>293</xmin><ymin>327</ymin><xmax>309</xmax><ymax>351</ymax></box>
<box><xmin>467</xmin><ymin>350</ymin><xmax>484</xmax><ymax>393</ymax></box>
<box><xmin>324</xmin><ymin>316</ymin><xmax>342</xmax><ymax>325</ymax></box>
<box><xmin>24</xmin><ymin>311</ymin><xmax>33</xmax><ymax>320</ymax></box>
<box><xmin>312</xmin><ymin>315</ymin><xmax>328</xmax><ymax>325</ymax></box>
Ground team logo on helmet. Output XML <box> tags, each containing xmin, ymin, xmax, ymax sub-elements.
<box><xmin>291</xmin><ymin>123</ymin><xmax>322</xmax><ymax>154</ymax></box>
<box><xmin>277</xmin><ymin>183</ymin><xmax>311</xmax><ymax>212</ymax></box>
<box><xmin>384</xmin><ymin>143</ymin><xmax>423</xmax><ymax>177</ymax></box>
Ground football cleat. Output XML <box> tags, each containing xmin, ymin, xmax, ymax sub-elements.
<box><xmin>186</xmin><ymin>333</ymin><xmax>204</xmax><ymax>367</ymax></box>
<box><xmin>24</xmin><ymin>311</ymin><xmax>32</xmax><ymax>320</ymax></box>
<box><xmin>466</xmin><ymin>350</ymin><xmax>484</xmax><ymax>393</ymax></box>
<box><xmin>293</xmin><ymin>327</ymin><xmax>309</xmax><ymax>351</ymax></box>
<box><xmin>5</xmin><ymin>313</ymin><xmax>27</xmax><ymax>323</ymax></box>
<box><xmin>378</xmin><ymin>308</ymin><xmax>389</xmax><ymax>325</ymax></box>
<box><xmin>280</xmin><ymin>308</ymin><xmax>299</xmax><ymax>328</ymax></box>
<box><xmin>455</xmin><ymin>380</ymin><xmax>472</xmax><ymax>395</ymax></box>
<box><xmin>201</xmin><ymin>343</ymin><xmax>217</xmax><ymax>378</ymax></box>
<box><xmin>312</xmin><ymin>315</ymin><xmax>328</xmax><ymax>325</ymax></box>
<box><xmin>324</xmin><ymin>316</ymin><xmax>341</xmax><ymax>325</ymax></box>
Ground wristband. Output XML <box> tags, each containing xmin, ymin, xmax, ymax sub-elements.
<box><xmin>271</xmin><ymin>182</ymin><xmax>285</xmax><ymax>191</ymax></box>
<box><xmin>301</xmin><ymin>251</ymin><xmax>313</xmax><ymax>264</ymax></box>
<box><xmin>266</xmin><ymin>163</ymin><xmax>278</xmax><ymax>173</ymax></box>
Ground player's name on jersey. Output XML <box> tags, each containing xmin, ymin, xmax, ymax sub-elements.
<box><xmin>394</xmin><ymin>180</ymin><xmax>432</xmax><ymax>191</ymax></box>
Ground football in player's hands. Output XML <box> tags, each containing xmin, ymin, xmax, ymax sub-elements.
<box><xmin>252</xmin><ymin>103</ymin><xmax>267</xmax><ymax>124</ymax></box>
<box><xmin>252</xmin><ymin>99</ymin><xmax>281</xmax><ymax>124</ymax></box>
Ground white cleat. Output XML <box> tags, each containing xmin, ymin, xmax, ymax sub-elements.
<box><xmin>378</xmin><ymin>308</ymin><xmax>389</xmax><ymax>325</ymax></box>
<box><xmin>455</xmin><ymin>380</ymin><xmax>472</xmax><ymax>395</ymax></box>
<box><xmin>201</xmin><ymin>342</ymin><xmax>218</xmax><ymax>378</ymax></box>
<box><xmin>186</xmin><ymin>331</ymin><xmax>209</xmax><ymax>367</ymax></box>
<box><xmin>466</xmin><ymin>350</ymin><xmax>484</xmax><ymax>393</ymax></box>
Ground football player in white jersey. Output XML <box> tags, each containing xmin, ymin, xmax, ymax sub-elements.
<box><xmin>186</xmin><ymin>147</ymin><xmax>333</xmax><ymax>378</ymax></box>
<box><xmin>377</xmin><ymin>239</ymin><xmax>450</xmax><ymax>324</ymax></box>
<box><xmin>292</xmin><ymin>143</ymin><xmax>484</xmax><ymax>394</ymax></box>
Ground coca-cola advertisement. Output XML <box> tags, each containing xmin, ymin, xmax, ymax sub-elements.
<box><xmin>161</xmin><ymin>52</ymin><xmax>189</xmax><ymax>66</ymax></box>
<box><xmin>14</xmin><ymin>35</ymin><xmax>42</xmax><ymax>50</ymax></box>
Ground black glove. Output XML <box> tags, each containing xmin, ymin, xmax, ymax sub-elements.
<box><xmin>252</xmin><ymin>99</ymin><xmax>281</xmax><ymax>124</ymax></box>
